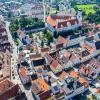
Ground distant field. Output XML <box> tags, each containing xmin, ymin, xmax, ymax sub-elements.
<box><xmin>76</xmin><ymin>4</ymin><xmax>96</xmax><ymax>14</ymax></box>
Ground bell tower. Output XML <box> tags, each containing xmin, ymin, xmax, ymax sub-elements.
<box><xmin>77</xmin><ymin>10</ymin><xmax>82</xmax><ymax>25</ymax></box>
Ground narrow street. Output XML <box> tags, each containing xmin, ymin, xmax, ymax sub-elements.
<box><xmin>6</xmin><ymin>22</ymin><xmax>34</xmax><ymax>100</ymax></box>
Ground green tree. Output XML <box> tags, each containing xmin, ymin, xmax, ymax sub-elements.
<box><xmin>46</xmin><ymin>31</ymin><xmax>53</xmax><ymax>45</ymax></box>
<box><xmin>28</xmin><ymin>31</ymin><xmax>33</xmax><ymax>38</ymax></box>
<box><xmin>19</xmin><ymin>17</ymin><xmax>27</xmax><ymax>28</ymax></box>
<box><xmin>19</xmin><ymin>47</ymin><xmax>23</xmax><ymax>52</ymax></box>
<box><xmin>86</xmin><ymin>97</ymin><xmax>91</xmax><ymax>100</ymax></box>
<box><xmin>41</xmin><ymin>40</ymin><xmax>44</xmax><ymax>47</ymax></box>
<box><xmin>74</xmin><ymin>6</ymin><xmax>78</xmax><ymax>11</ymax></box>
<box><xmin>30</xmin><ymin>48</ymin><xmax>33</xmax><ymax>53</ymax></box>
<box><xmin>8</xmin><ymin>12</ymin><xmax>12</xmax><ymax>19</ymax></box>
<box><xmin>15</xmin><ymin>39</ymin><xmax>19</xmax><ymax>46</ymax></box>
<box><xmin>43</xmin><ymin>28</ymin><xmax>47</xmax><ymax>34</ymax></box>
<box><xmin>70</xmin><ymin>0</ymin><xmax>77</xmax><ymax>8</ymax></box>
<box><xmin>86</xmin><ymin>9</ymin><xmax>100</xmax><ymax>24</ymax></box>
<box><xmin>92</xmin><ymin>94</ymin><xmax>97</xmax><ymax>100</ymax></box>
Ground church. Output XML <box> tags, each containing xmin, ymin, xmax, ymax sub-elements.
<box><xmin>47</xmin><ymin>9</ymin><xmax>82</xmax><ymax>37</ymax></box>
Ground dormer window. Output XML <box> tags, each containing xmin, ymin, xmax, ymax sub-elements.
<box><xmin>61</xmin><ymin>24</ymin><xmax>64</xmax><ymax>28</ymax></box>
<box><xmin>67</xmin><ymin>22</ymin><xmax>71</xmax><ymax>27</ymax></box>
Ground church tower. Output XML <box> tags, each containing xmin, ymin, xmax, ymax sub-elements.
<box><xmin>77</xmin><ymin>10</ymin><xmax>82</xmax><ymax>25</ymax></box>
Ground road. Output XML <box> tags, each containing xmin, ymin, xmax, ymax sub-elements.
<box><xmin>6</xmin><ymin>22</ymin><xmax>34</xmax><ymax>100</ymax></box>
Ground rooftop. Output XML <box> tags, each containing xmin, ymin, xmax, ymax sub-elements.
<box><xmin>57</xmin><ymin>36</ymin><xmax>68</xmax><ymax>44</ymax></box>
<box><xmin>47</xmin><ymin>15</ymin><xmax>78</xmax><ymax>29</ymax></box>
<box><xmin>70</xmin><ymin>70</ymin><xmax>89</xmax><ymax>87</ymax></box>
<box><xmin>31</xmin><ymin>78</ymin><xmax>50</xmax><ymax>94</ymax></box>
<box><xmin>20</xmin><ymin>67</ymin><xmax>27</xmax><ymax>78</ymax></box>
<box><xmin>0</xmin><ymin>79</ymin><xmax>14</xmax><ymax>94</ymax></box>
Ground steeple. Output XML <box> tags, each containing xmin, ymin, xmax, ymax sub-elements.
<box><xmin>77</xmin><ymin>10</ymin><xmax>82</xmax><ymax>25</ymax></box>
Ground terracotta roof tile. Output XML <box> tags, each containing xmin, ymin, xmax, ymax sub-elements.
<box><xmin>32</xmin><ymin>78</ymin><xmax>49</xmax><ymax>92</ymax></box>
<box><xmin>47</xmin><ymin>15</ymin><xmax>78</xmax><ymax>29</ymax></box>
<box><xmin>0</xmin><ymin>79</ymin><xmax>14</xmax><ymax>93</ymax></box>
<box><xmin>17</xmin><ymin>30</ymin><xmax>25</xmax><ymax>38</ymax></box>
<box><xmin>70</xmin><ymin>70</ymin><xmax>89</xmax><ymax>87</ymax></box>
<box><xmin>95</xmin><ymin>24</ymin><xmax>100</xmax><ymax>28</ymax></box>
<box><xmin>97</xmin><ymin>89</ymin><xmax>100</xmax><ymax>93</ymax></box>
<box><xmin>51</xmin><ymin>15</ymin><xmax>72</xmax><ymax>20</ymax></box>
<box><xmin>80</xmin><ymin>65</ymin><xmax>91</xmax><ymax>76</ymax></box>
<box><xmin>38</xmin><ymin>78</ymin><xmax>49</xmax><ymax>91</ymax></box>
<box><xmin>78</xmin><ymin>77</ymin><xmax>89</xmax><ymax>87</ymax></box>
<box><xmin>56</xmin><ymin>43</ymin><xmax>63</xmax><ymax>50</ymax></box>
<box><xmin>70</xmin><ymin>70</ymin><xmax>79</xmax><ymax>78</ymax></box>
<box><xmin>51</xmin><ymin>59</ymin><xmax>59</xmax><ymax>69</ymax></box>
<box><xmin>63</xmin><ymin>50</ymin><xmax>71</xmax><ymax>58</ymax></box>
<box><xmin>47</xmin><ymin>16</ymin><xmax>57</xmax><ymax>26</ymax></box>
<box><xmin>41</xmin><ymin>47</ymin><xmax>50</xmax><ymax>53</ymax></box>
<box><xmin>57</xmin><ymin>36</ymin><xmax>68</xmax><ymax>44</ymax></box>
<box><xmin>20</xmin><ymin>67</ymin><xmax>26</xmax><ymax>78</ymax></box>
<box><xmin>84</xmin><ymin>44</ymin><xmax>94</xmax><ymax>53</ymax></box>
<box><xmin>59</xmin><ymin>71</ymin><xmax>68</xmax><ymax>79</ymax></box>
<box><xmin>30</xmin><ymin>54</ymin><xmax>42</xmax><ymax>60</ymax></box>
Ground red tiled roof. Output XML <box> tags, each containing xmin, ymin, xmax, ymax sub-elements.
<box><xmin>97</xmin><ymin>89</ymin><xmax>100</xmax><ymax>93</ymax></box>
<box><xmin>37</xmin><ymin>78</ymin><xmax>49</xmax><ymax>91</ymax></box>
<box><xmin>70</xmin><ymin>70</ymin><xmax>79</xmax><ymax>78</ymax></box>
<box><xmin>1</xmin><ymin>52</ymin><xmax>11</xmax><ymax>80</ymax></box>
<box><xmin>80</xmin><ymin>65</ymin><xmax>92</xmax><ymax>76</ymax></box>
<box><xmin>32</xmin><ymin>78</ymin><xmax>49</xmax><ymax>93</ymax></box>
<box><xmin>51</xmin><ymin>59</ymin><xmax>59</xmax><ymax>69</ymax></box>
<box><xmin>70</xmin><ymin>70</ymin><xmax>89</xmax><ymax>87</ymax></box>
<box><xmin>30</xmin><ymin>54</ymin><xmax>41</xmax><ymax>60</ymax></box>
<box><xmin>95</xmin><ymin>24</ymin><xmax>100</xmax><ymax>28</ymax></box>
<box><xmin>63</xmin><ymin>50</ymin><xmax>71</xmax><ymax>58</ymax></box>
<box><xmin>59</xmin><ymin>71</ymin><xmax>68</xmax><ymax>79</ymax></box>
<box><xmin>47</xmin><ymin>16</ymin><xmax>57</xmax><ymax>26</ymax></box>
<box><xmin>0</xmin><ymin>79</ymin><xmax>14</xmax><ymax>93</ymax></box>
<box><xmin>17</xmin><ymin>30</ymin><xmax>25</xmax><ymax>38</ymax></box>
<box><xmin>58</xmin><ymin>36</ymin><xmax>66</xmax><ymax>43</ymax></box>
<box><xmin>58</xmin><ymin>36</ymin><xmax>68</xmax><ymax>44</ymax></box>
<box><xmin>20</xmin><ymin>67</ymin><xmax>26</xmax><ymax>78</ymax></box>
<box><xmin>47</xmin><ymin>15</ymin><xmax>78</xmax><ymax>29</ymax></box>
<box><xmin>78</xmin><ymin>77</ymin><xmax>89</xmax><ymax>87</ymax></box>
<box><xmin>57</xmin><ymin>21</ymin><xmax>68</xmax><ymax>28</ymax></box>
<box><xmin>41</xmin><ymin>47</ymin><xmax>50</xmax><ymax>53</ymax></box>
<box><xmin>84</xmin><ymin>44</ymin><xmax>94</xmax><ymax>53</ymax></box>
<box><xmin>56</xmin><ymin>43</ymin><xmax>63</xmax><ymax>50</ymax></box>
<box><xmin>57</xmin><ymin>19</ymin><xmax>78</xmax><ymax>28</ymax></box>
<box><xmin>51</xmin><ymin>15</ymin><xmax>72</xmax><ymax>20</ymax></box>
<box><xmin>69</xmin><ymin>19</ymin><xmax>78</xmax><ymax>25</ymax></box>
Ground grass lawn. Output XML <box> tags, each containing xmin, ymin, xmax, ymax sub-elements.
<box><xmin>51</xmin><ymin>8</ymin><xmax>57</xmax><ymax>14</ymax></box>
<box><xmin>76</xmin><ymin>4</ymin><xmax>96</xmax><ymax>15</ymax></box>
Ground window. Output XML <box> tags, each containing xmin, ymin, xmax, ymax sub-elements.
<box><xmin>67</xmin><ymin>22</ymin><xmax>71</xmax><ymax>27</ymax></box>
